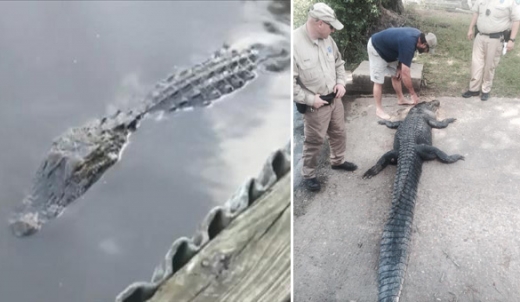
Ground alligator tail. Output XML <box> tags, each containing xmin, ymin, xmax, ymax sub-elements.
<box><xmin>143</xmin><ymin>48</ymin><xmax>259</xmax><ymax>114</ymax></box>
<box><xmin>378</xmin><ymin>147</ymin><xmax>422</xmax><ymax>302</ymax></box>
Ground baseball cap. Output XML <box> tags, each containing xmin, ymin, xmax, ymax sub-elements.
<box><xmin>425</xmin><ymin>32</ymin><xmax>437</xmax><ymax>54</ymax></box>
<box><xmin>308</xmin><ymin>3</ymin><xmax>344</xmax><ymax>31</ymax></box>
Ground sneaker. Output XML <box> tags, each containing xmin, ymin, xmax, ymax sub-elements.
<box><xmin>331</xmin><ymin>161</ymin><xmax>358</xmax><ymax>171</ymax></box>
<box><xmin>304</xmin><ymin>178</ymin><xmax>321</xmax><ymax>192</ymax></box>
<box><xmin>462</xmin><ymin>90</ymin><xmax>480</xmax><ymax>98</ymax></box>
<box><xmin>481</xmin><ymin>92</ymin><xmax>490</xmax><ymax>101</ymax></box>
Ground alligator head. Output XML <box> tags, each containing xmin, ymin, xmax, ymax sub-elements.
<box><xmin>410</xmin><ymin>99</ymin><xmax>440</xmax><ymax>118</ymax></box>
<box><xmin>10</xmin><ymin>111</ymin><xmax>140</xmax><ymax>237</ymax></box>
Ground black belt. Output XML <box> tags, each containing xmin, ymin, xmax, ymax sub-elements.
<box><xmin>480</xmin><ymin>32</ymin><xmax>503</xmax><ymax>39</ymax></box>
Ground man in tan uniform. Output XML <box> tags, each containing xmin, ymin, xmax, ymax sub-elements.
<box><xmin>293</xmin><ymin>3</ymin><xmax>357</xmax><ymax>192</ymax></box>
<box><xmin>462</xmin><ymin>0</ymin><xmax>519</xmax><ymax>101</ymax></box>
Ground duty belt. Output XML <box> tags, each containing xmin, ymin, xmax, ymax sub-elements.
<box><xmin>480</xmin><ymin>32</ymin><xmax>503</xmax><ymax>39</ymax></box>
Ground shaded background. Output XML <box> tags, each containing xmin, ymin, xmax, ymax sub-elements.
<box><xmin>0</xmin><ymin>1</ymin><xmax>289</xmax><ymax>301</ymax></box>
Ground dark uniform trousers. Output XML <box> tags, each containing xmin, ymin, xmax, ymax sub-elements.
<box><xmin>302</xmin><ymin>98</ymin><xmax>346</xmax><ymax>179</ymax></box>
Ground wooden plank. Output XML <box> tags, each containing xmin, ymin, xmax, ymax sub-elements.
<box><xmin>149</xmin><ymin>174</ymin><xmax>291</xmax><ymax>302</ymax></box>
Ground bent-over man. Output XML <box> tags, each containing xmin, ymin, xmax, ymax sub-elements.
<box><xmin>367</xmin><ymin>27</ymin><xmax>437</xmax><ymax>119</ymax></box>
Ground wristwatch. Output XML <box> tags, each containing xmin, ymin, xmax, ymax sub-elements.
<box><xmin>510</xmin><ymin>38</ymin><xmax>516</xmax><ymax>42</ymax></box>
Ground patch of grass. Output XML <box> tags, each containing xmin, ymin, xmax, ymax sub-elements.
<box><xmin>410</xmin><ymin>9</ymin><xmax>520</xmax><ymax>97</ymax></box>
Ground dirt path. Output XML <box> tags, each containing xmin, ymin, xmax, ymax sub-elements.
<box><xmin>293</xmin><ymin>96</ymin><xmax>520</xmax><ymax>301</ymax></box>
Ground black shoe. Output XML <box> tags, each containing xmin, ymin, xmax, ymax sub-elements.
<box><xmin>462</xmin><ymin>90</ymin><xmax>480</xmax><ymax>98</ymax></box>
<box><xmin>481</xmin><ymin>92</ymin><xmax>490</xmax><ymax>101</ymax></box>
<box><xmin>304</xmin><ymin>178</ymin><xmax>321</xmax><ymax>192</ymax></box>
<box><xmin>331</xmin><ymin>161</ymin><xmax>358</xmax><ymax>171</ymax></box>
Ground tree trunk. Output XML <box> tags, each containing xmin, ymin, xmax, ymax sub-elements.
<box><xmin>381</xmin><ymin>0</ymin><xmax>404</xmax><ymax>14</ymax></box>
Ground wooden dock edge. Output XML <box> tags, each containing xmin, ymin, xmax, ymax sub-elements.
<box><xmin>116</xmin><ymin>144</ymin><xmax>291</xmax><ymax>302</ymax></box>
<box><xmin>150</xmin><ymin>174</ymin><xmax>290</xmax><ymax>302</ymax></box>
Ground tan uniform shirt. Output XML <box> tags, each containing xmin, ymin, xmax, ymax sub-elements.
<box><xmin>472</xmin><ymin>0</ymin><xmax>520</xmax><ymax>34</ymax></box>
<box><xmin>293</xmin><ymin>24</ymin><xmax>346</xmax><ymax>106</ymax></box>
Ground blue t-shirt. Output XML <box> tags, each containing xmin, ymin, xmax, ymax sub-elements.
<box><xmin>371</xmin><ymin>27</ymin><xmax>420</xmax><ymax>67</ymax></box>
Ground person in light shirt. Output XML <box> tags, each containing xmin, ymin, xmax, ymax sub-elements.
<box><xmin>462</xmin><ymin>0</ymin><xmax>519</xmax><ymax>101</ymax></box>
<box><xmin>293</xmin><ymin>3</ymin><xmax>357</xmax><ymax>192</ymax></box>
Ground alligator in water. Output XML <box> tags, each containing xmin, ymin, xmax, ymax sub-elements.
<box><xmin>362</xmin><ymin>100</ymin><xmax>464</xmax><ymax>302</ymax></box>
<box><xmin>10</xmin><ymin>23</ymin><xmax>290</xmax><ymax>237</ymax></box>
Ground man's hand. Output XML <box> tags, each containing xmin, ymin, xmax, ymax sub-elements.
<box><xmin>334</xmin><ymin>84</ymin><xmax>346</xmax><ymax>99</ymax></box>
<box><xmin>507</xmin><ymin>40</ymin><xmax>515</xmax><ymax>52</ymax></box>
<box><xmin>395</xmin><ymin>68</ymin><xmax>402</xmax><ymax>80</ymax></box>
<box><xmin>312</xmin><ymin>94</ymin><xmax>328</xmax><ymax>109</ymax></box>
<box><xmin>467</xmin><ymin>28</ymin><xmax>474</xmax><ymax>40</ymax></box>
<box><xmin>411</xmin><ymin>93</ymin><xmax>420</xmax><ymax>105</ymax></box>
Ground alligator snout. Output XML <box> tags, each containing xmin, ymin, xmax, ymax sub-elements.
<box><xmin>9</xmin><ymin>214</ymin><xmax>41</xmax><ymax>237</ymax></box>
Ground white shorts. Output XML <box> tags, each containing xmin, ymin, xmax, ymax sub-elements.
<box><xmin>367</xmin><ymin>38</ymin><xmax>398</xmax><ymax>84</ymax></box>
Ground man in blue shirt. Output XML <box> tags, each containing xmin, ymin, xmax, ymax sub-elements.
<box><xmin>367</xmin><ymin>27</ymin><xmax>437</xmax><ymax>119</ymax></box>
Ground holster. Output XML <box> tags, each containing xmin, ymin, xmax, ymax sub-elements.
<box><xmin>504</xmin><ymin>30</ymin><xmax>511</xmax><ymax>42</ymax></box>
<box><xmin>319</xmin><ymin>92</ymin><xmax>336</xmax><ymax>104</ymax></box>
<box><xmin>295</xmin><ymin>102</ymin><xmax>307</xmax><ymax>114</ymax></box>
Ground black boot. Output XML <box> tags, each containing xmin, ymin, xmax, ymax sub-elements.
<box><xmin>304</xmin><ymin>177</ymin><xmax>321</xmax><ymax>192</ymax></box>
<box><xmin>462</xmin><ymin>90</ymin><xmax>480</xmax><ymax>98</ymax></box>
<box><xmin>331</xmin><ymin>161</ymin><xmax>358</xmax><ymax>171</ymax></box>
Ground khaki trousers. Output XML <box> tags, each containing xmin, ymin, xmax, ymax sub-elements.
<box><xmin>302</xmin><ymin>98</ymin><xmax>346</xmax><ymax>179</ymax></box>
<box><xmin>469</xmin><ymin>33</ymin><xmax>503</xmax><ymax>93</ymax></box>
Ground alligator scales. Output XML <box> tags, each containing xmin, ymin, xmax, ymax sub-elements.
<box><xmin>10</xmin><ymin>41</ymin><xmax>289</xmax><ymax>237</ymax></box>
<box><xmin>363</xmin><ymin>100</ymin><xmax>464</xmax><ymax>302</ymax></box>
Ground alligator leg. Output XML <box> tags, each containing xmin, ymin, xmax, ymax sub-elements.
<box><xmin>363</xmin><ymin>150</ymin><xmax>399</xmax><ymax>179</ymax></box>
<box><xmin>378</xmin><ymin>120</ymin><xmax>402</xmax><ymax>129</ymax></box>
<box><xmin>427</xmin><ymin>118</ymin><xmax>456</xmax><ymax>129</ymax></box>
<box><xmin>416</xmin><ymin>145</ymin><xmax>464</xmax><ymax>163</ymax></box>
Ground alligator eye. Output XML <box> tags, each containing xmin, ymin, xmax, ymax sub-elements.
<box><xmin>211</xmin><ymin>91</ymin><xmax>221</xmax><ymax>99</ymax></box>
<box><xmin>178</xmin><ymin>99</ymin><xmax>188</xmax><ymax>107</ymax></box>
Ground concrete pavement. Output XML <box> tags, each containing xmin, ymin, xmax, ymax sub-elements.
<box><xmin>293</xmin><ymin>96</ymin><xmax>520</xmax><ymax>301</ymax></box>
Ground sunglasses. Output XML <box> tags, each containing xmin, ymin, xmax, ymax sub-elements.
<box><xmin>323</xmin><ymin>21</ymin><xmax>334</xmax><ymax>31</ymax></box>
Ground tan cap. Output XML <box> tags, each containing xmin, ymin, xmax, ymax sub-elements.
<box><xmin>425</xmin><ymin>32</ymin><xmax>437</xmax><ymax>54</ymax></box>
<box><xmin>308</xmin><ymin>3</ymin><xmax>344</xmax><ymax>31</ymax></box>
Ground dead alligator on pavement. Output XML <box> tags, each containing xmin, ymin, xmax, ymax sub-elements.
<box><xmin>362</xmin><ymin>100</ymin><xmax>464</xmax><ymax>302</ymax></box>
<box><xmin>10</xmin><ymin>43</ymin><xmax>290</xmax><ymax>238</ymax></box>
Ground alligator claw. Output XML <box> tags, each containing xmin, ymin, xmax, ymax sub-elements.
<box><xmin>362</xmin><ymin>169</ymin><xmax>376</xmax><ymax>179</ymax></box>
